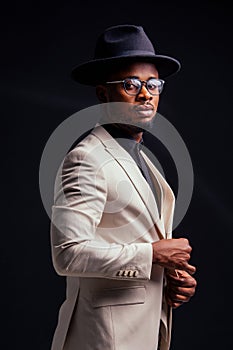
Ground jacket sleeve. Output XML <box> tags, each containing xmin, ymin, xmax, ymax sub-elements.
<box><xmin>50</xmin><ymin>144</ymin><xmax>153</xmax><ymax>281</ymax></box>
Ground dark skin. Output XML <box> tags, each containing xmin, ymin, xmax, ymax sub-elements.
<box><xmin>96</xmin><ymin>62</ymin><xmax>197</xmax><ymax>308</ymax></box>
<box><xmin>165</xmin><ymin>268</ymin><xmax>197</xmax><ymax>308</ymax></box>
<box><xmin>153</xmin><ymin>238</ymin><xmax>196</xmax><ymax>308</ymax></box>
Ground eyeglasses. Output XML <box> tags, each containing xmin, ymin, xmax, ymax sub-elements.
<box><xmin>105</xmin><ymin>78</ymin><xmax>165</xmax><ymax>96</ymax></box>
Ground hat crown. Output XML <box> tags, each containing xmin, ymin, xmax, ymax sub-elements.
<box><xmin>71</xmin><ymin>24</ymin><xmax>181</xmax><ymax>85</ymax></box>
<box><xmin>94</xmin><ymin>25</ymin><xmax>155</xmax><ymax>59</ymax></box>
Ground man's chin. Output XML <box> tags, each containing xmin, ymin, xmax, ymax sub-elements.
<box><xmin>99</xmin><ymin>108</ymin><xmax>157</xmax><ymax>132</ymax></box>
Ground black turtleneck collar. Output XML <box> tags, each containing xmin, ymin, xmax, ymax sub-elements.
<box><xmin>103</xmin><ymin>123</ymin><xmax>144</xmax><ymax>153</ymax></box>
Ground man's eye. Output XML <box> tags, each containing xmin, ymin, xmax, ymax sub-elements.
<box><xmin>125</xmin><ymin>82</ymin><xmax>136</xmax><ymax>90</ymax></box>
<box><xmin>148</xmin><ymin>82</ymin><xmax>158</xmax><ymax>90</ymax></box>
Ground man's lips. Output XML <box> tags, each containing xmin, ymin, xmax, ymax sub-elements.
<box><xmin>134</xmin><ymin>104</ymin><xmax>154</xmax><ymax>111</ymax></box>
<box><xmin>134</xmin><ymin>104</ymin><xmax>155</xmax><ymax>117</ymax></box>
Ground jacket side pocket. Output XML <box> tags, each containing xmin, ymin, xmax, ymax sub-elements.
<box><xmin>92</xmin><ymin>286</ymin><xmax>146</xmax><ymax>308</ymax></box>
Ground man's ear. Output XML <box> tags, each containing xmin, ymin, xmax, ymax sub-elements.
<box><xmin>96</xmin><ymin>85</ymin><xmax>108</xmax><ymax>103</ymax></box>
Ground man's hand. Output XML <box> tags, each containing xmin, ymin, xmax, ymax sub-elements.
<box><xmin>165</xmin><ymin>269</ymin><xmax>197</xmax><ymax>309</ymax></box>
<box><xmin>152</xmin><ymin>238</ymin><xmax>196</xmax><ymax>275</ymax></box>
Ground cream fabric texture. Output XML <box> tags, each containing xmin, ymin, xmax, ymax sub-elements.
<box><xmin>50</xmin><ymin>125</ymin><xmax>175</xmax><ymax>350</ymax></box>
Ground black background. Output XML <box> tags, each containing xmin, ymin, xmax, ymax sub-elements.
<box><xmin>2</xmin><ymin>1</ymin><xmax>233</xmax><ymax>349</ymax></box>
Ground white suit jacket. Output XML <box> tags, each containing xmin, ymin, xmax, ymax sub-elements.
<box><xmin>50</xmin><ymin>125</ymin><xmax>175</xmax><ymax>350</ymax></box>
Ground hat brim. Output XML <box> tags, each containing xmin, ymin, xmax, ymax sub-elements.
<box><xmin>71</xmin><ymin>55</ymin><xmax>181</xmax><ymax>86</ymax></box>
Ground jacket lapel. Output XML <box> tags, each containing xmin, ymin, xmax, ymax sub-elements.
<box><xmin>141</xmin><ymin>151</ymin><xmax>175</xmax><ymax>238</ymax></box>
<box><xmin>91</xmin><ymin>125</ymin><xmax>166</xmax><ymax>239</ymax></box>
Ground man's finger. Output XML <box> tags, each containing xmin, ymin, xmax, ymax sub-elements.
<box><xmin>183</xmin><ymin>263</ymin><xmax>196</xmax><ymax>275</ymax></box>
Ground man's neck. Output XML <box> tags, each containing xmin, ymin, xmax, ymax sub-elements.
<box><xmin>111</xmin><ymin>123</ymin><xmax>143</xmax><ymax>143</ymax></box>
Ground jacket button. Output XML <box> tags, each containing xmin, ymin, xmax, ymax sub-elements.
<box><xmin>127</xmin><ymin>270</ymin><xmax>134</xmax><ymax>277</ymax></box>
<box><xmin>116</xmin><ymin>270</ymin><xmax>123</xmax><ymax>276</ymax></box>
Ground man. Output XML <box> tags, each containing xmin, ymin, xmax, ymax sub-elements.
<box><xmin>50</xmin><ymin>25</ymin><xmax>197</xmax><ymax>350</ymax></box>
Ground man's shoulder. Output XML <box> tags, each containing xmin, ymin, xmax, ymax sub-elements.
<box><xmin>64</xmin><ymin>125</ymin><xmax>113</xmax><ymax>164</ymax></box>
<box><xmin>69</xmin><ymin>125</ymin><xmax>112</xmax><ymax>150</ymax></box>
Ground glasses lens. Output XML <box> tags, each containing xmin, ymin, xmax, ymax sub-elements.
<box><xmin>124</xmin><ymin>78</ymin><xmax>141</xmax><ymax>95</ymax></box>
<box><xmin>147</xmin><ymin>79</ymin><xmax>163</xmax><ymax>95</ymax></box>
<box><xmin>123</xmin><ymin>78</ymin><xmax>164</xmax><ymax>95</ymax></box>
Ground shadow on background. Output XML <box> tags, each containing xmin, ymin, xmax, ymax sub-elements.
<box><xmin>1</xmin><ymin>1</ymin><xmax>232</xmax><ymax>349</ymax></box>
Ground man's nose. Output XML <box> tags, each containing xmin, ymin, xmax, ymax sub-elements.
<box><xmin>136</xmin><ymin>85</ymin><xmax>152</xmax><ymax>100</ymax></box>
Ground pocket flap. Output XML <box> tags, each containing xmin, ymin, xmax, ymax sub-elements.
<box><xmin>92</xmin><ymin>286</ymin><xmax>146</xmax><ymax>308</ymax></box>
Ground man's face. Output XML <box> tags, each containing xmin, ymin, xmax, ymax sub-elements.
<box><xmin>97</xmin><ymin>62</ymin><xmax>160</xmax><ymax>131</ymax></box>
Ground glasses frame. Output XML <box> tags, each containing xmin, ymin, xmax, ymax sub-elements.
<box><xmin>105</xmin><ymin>78</ymin><xmax>165</xmax><ymax>96</ymax></box>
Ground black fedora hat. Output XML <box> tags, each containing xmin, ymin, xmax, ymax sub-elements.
<box><xmin>71</xmin><ymin>24</ymin><xmax>181</xmax><ymax>86</ymax></box>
